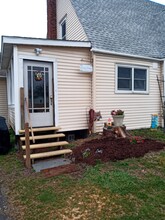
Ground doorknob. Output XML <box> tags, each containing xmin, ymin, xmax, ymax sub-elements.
<box><xmin>50</xmin><ymin>95</ymin><xmax>53</xmax><ymax>105</ymax></box>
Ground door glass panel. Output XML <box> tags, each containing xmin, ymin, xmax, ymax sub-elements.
<box><xmin>45</xmin><ymin>70</ymin><xmax>49</xmax><ymax>108</ymax></box>
<box><xmin>28</xmin><ymin>70</ymin><xmax>32</xmax><ymax>109</ymax></box>
<box><xmin>27</xmin><ymin>65</ymin><xmax>50</xmax><ymax>113</ymax></box>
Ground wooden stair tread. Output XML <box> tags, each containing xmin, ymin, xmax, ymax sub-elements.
<box><xmin>20</xmin><ymin>133</ymin><xmax>65</xmax><ymax>141</ymax></box>
<box><xmin>23</xmin><ymin>149</ymin><xmax>72</xmax><ymax>159</ymax></box>
<box><xmin>22</xmin><ymin>141</ymin><xmax>68</xmax><ymax>150</ymax></box>
<box><xmin>19</xmin><ymin>126</ymin><xmax>61</xmax><ymax>134</ymax></box>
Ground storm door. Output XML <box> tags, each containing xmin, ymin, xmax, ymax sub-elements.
<box><xmin>24</xmin><ymin>61</ymin><xmax>53</xmax><ymax>127</ymax></box>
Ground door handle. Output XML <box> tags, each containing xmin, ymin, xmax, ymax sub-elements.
<box><xmin>50</xmin><ymin>95</ymin><xmax>53</xmax><ymax>105</ymax></box>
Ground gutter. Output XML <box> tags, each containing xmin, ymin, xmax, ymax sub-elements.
<box><xmin>91</xmin><ymin>48</ymin><xmax>163</xmax><ymax>62</ymax></box>
<box><xmin>2</xmin><ymin>36</ymin><xmax>92</xmax><ymax>48</ymax></box>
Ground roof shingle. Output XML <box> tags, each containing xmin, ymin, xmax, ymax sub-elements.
<box><xmin>71</xmin><ymin>0</ymin><xmax>165</xmax><ymax>58</ymax></box>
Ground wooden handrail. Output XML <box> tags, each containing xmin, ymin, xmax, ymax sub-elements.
<box><xmin>25</xmin><ymin>97</ymin><xmax>35</xmax><ymax>143</ymax></box>
<box><xmin>20</xmin><ymin>87</ymin><xmax>25</xmax><ymax>130</ymax></box>
<box><xmin>25</xmin><ymin>122</ymin><xmax>31</xmax><ymax>169</ymax></box>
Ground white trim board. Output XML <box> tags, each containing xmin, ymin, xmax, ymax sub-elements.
<box><xmin>2</xmin><ymin>36</ymin><xmax>91</xmax><ymax>48</ymax></box>
<box><xmin>15</xmin><ymin>54</ymin><xmax>59</xmax><ymax>134</ymax></box>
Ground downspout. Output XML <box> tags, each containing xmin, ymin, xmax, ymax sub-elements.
<box><xmin>92</xmin><ymin>52</ymin><xmax>96</xmax><ymax>133</ymax></box>
<box><xmin>163</xmin><ymin>60</ymin><xmax>165</xmax><ymax>130</ymax></box>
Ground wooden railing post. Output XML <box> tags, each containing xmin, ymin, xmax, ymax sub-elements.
<box><xmin>20</xmin><ymin>87</ymin><xmax>25</xmax><ymax>130</ymax></box>
<box><xmin>25</xmin><ymin>122</ymin><xmax>31</xmax><ymax>169</ymax></box>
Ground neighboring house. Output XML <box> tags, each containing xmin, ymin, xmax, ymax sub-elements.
<box><xmin>0</xmin><ymin>54</ymin><xmax>8</xmax><ymax>122</ymax></box>
<box><xmin>1</xmin><ymin>0</ymin><xmax>165</xmax><ymax>135</ymax></box>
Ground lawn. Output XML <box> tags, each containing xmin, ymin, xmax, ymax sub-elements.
<box><xmin>0</xmin><ymin>129</ymin><xmax>165</xmax><ymax>220</ymax></box>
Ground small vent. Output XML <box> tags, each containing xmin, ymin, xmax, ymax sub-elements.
<box><xmin>67</xmin><ymin>134</ymin><xmax>75</xmax><ymax>142</ymax></box>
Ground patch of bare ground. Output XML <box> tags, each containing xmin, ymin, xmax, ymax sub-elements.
<box><xmin>73</xmin><ymin>136</ymin><xmax>165</xmax><ymax>165</ymax></box>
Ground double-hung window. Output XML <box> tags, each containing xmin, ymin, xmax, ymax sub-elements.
<box><xmin>116</xmin><ymin>65</ymin><xmax>148</xmax><ymax>93</ymax></box>
<box><xmin>60</xmin><ymin>17</ymin><xmax>66</xmax><ymax>40</ymax></box>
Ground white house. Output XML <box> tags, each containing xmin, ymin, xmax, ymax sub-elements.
<box><xmin>1</xmin><ymin>0</ymin><xmax>165</xmax><ymax>136</ymax></box>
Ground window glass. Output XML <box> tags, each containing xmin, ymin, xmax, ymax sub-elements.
<box><xmin>118</xmin><ymin>67</ymin><xmax>132</xmax><ymax>90</ymax></box>
<box><xmin>134</xmin><ymin>69</ymin><xmax>146</xmax><ymax>79</ymax></box>
<box><xmin>134</xmin><ymin>69</ymin><xmax>146</xmax><ymax>91</ymax></box>
<box><xmin>61</xmin><ymin>20</ymin><xmax>66</xmax><ymax>40</ymax></box>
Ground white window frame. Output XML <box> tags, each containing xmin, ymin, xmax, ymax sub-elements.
<box><xmin>60</xmin><ymin>16</ymin><xmax>66</xmax><ymax>40</ymax></box>
<box><xmin>115</xmin><ymin>64</ymin><xmax>149</xmax><ymax>94</ymax></box>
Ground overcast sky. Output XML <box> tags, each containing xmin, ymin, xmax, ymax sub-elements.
<box><xmin>0</xmin><ymin>0</ymin><xmax>165</xmax><ymax>51</ymax></box>
<box><xmin>0</xmin><ymin>0</ymin><xmax>47</xmax><ymax>50</ymax></box>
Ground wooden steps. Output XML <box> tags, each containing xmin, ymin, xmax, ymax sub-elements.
<box><xmin>20</xmin><ymin>133</ymin><xmax>65</xmax><ymax>141</ymax></box>
<box><xmin>23</xmin><ymin>149</ymin><xmax>72</xmax><ymax>159</ymax></box>
<box><xmin>22</xmin><ymin>141</ymin><xmax>68</xmax><ymax>150</ymax></box>
<box><xmin>19</xmin><ymin>126</ymin><xmax>72</xmax><ymax>163</ymax></box>
<box><xmin>19</xmin><ymin>126</ymin><xmax>61</xmax><ymax>133</ymax></box>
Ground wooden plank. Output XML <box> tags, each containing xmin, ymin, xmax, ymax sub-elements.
<box><xmin>25</xmin><ymin>123</ymin><xmax>31</xmax><ymax>169</ymax></box>
<box><xmin>25</xmin><ymin>98</ymin><xmax>35</xmax><ymax>143</ymax></box>
<box><xmin>22</xmin><ymin>141</ymin><xmax>69</xmax><ymax>150</ymax></box>
<box><xmin>20</xmin><ymin>133</ymin><xmax>65</xmax><ymax>141</ymax></box>
<box><xmin>19</xmin><ymin>126</ymin><xmax>61</xmax><ymax>134</ymax></box>
<box><xmin>20</xmin><ymin>87</ymin><xmax>25</xmax><ymax>130</ymax></box>
<box><xmin>23</xmin><ymin>149</ymin><xmax>72</xmax><ymax>159</ymax></box>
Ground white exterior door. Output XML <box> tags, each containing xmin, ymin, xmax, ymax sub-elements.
<box><xmin>24</xmin><ymin>61</ymin><xmax>53</xmax><ymax>127</ymax></box>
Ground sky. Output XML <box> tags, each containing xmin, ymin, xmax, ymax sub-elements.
<box><xmin>0</xmin><ymin>0</ymin><xmax>165</xmax><ymax>51</ymax></box>
<box><xmin>0</xmin><ymin>0</ymin><xmax>47</xmax><ymax>50</ymax></box>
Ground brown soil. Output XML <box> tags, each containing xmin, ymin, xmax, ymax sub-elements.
<box><xmin>73</xmin><ymin>136</ymin><xmax>165</xmax><ymax>165</ymax></box>
<box><xmin>41</xmin><ymin>164</ymin><xmax>79</xmax><ymax>177</ymax></box>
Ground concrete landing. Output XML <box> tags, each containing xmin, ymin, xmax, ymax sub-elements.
<box><xmin>32</xmin><ymin>157</ymin><xmax>72</xmax><ymax>172</ymax></box>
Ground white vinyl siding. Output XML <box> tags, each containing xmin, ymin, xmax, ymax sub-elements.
<box><xmin>0</xmin><ymin>78</ymin><xmax>8</xmax><ymax>122</ymax></box>
<box><xmin>17</xmin><ymin>46</ymin><xmax>92</xmax><ymax>133</ymax></box>
<box><xmin>93</xmin><ymin>53</ymin><xmax>162</xmax><ymax>132</ymax></box>
<box><xmin>56</xmin><ymin>0</ymin><xmax>88</xmax><ymax>41</ymax></box>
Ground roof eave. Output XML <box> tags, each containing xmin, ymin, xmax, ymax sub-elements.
<box><xmin>91</xmin><ymin>48</ymin><xmax>163</xmax><ymax>62</ymax></box>
<box><xmin>1</xmin><ymin>36</ymin><xmax>91</xmax><ymax>69</ymax></box>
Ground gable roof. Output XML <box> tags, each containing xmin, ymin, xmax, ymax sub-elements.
<box><xmin>71</xmin><ymin>0</ymin><xmax>165</xmax><ymax>59</ymax></box>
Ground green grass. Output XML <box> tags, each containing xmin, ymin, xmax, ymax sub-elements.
<box><xmin>9</xmin><ymin>128</ymin><xmax>16</xmax><ymax>148</ymax></box>
<box><xmin>130</xmin><ymin>128</ymin><xmax>165</xmax><ymax>142</ymax></box>
<box><xmin>0</xmin><ymin>128</ymin><xmax>165</xmax><ymax>220</ymax></box>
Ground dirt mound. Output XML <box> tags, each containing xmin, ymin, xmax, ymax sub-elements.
<box><xmin>73</xmin><ymin>136</ymin><xmax>165</xmax><ymax>165</ymax></box>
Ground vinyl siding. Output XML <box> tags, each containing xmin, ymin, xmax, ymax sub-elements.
<box><xmin>8</xmin><ymin>105</ymin><xmax>15</xmax><ymax>130</ymax></box>
<box><xmin>93</xmin><ymin>53</ymin><xmax>162</xmax><ymax>132</ymax></box>
<box><xmin>18</xmin><ymin>46</ymin><xmax>92</xmax><ymax>132</ymax></box>
<box><xmin>0</xmin><ymin>78</ymin><xmax>8</xmax><ymax>121</ymax></box>
<box><xmin>56</xmin><ymin>0</ymin><xmax>88</xmax><ymax>41</ymax></box>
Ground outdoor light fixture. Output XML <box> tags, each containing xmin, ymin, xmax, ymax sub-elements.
<box><xmin>34</xmin><ymin>48</ymin><xmax>42</xmax><ymax>56</ymax></box>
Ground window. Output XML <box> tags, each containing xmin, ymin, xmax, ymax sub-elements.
<box><xmin>60</xmin><ymin>18</ymin><xmax>66</xmax><ymax>40</ymax></box>
<box><xmin>116</xmin><ymin>65</ymin><xmax>148</xmax><ymax>93</ymax></box>
<box><xmin>8</xmin><ymin>64</ymin><xmax>15</xmax><ymax>105</ymax></box>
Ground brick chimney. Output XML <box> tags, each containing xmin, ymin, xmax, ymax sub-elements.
<box><xmin>47</xmin><ymin>0</ymin><xmax>57</xmax><ymax>39</ymax></box>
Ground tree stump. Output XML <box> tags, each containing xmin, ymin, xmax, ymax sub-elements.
<box><xmin>103</xmin><ymin>126</ymin><xmax>130</xmax><ymax>138</ymax></box>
